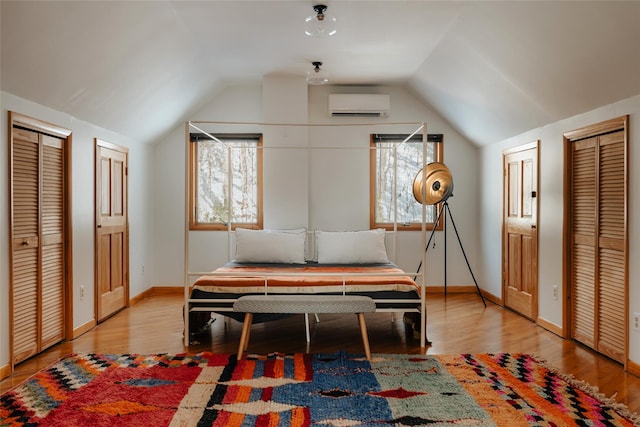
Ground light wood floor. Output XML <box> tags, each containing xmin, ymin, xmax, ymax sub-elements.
<box><xmin>2</xmin><ymin>292</ymin><xmax>639</xmax><ymax>414</ymax></box>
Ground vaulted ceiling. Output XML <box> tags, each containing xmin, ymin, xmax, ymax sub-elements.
<box><xmin>2</xmin><ymin>1</ymin><xmax>639</xmax><ymax>146</ymax></box>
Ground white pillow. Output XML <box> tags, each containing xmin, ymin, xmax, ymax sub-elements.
<box><xmin>271</xmin><ymin>228</ymin><xmax>311</xmax><ymax>260</ymax></box>
<box><xmin>235</xmin><ymin>228</ymin><xmax>306</xmax><ymax>264</ymax></box>
<box><xmin>315</xmin><ymin>229</ymin><xmax>389</xmax><ymax>264</ymax></box>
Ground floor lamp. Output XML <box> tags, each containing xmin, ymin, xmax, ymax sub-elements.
<box><xmin>413</xmin><ymin>162</ymin><xmax>486</xmax><ymax>307</ymax></box>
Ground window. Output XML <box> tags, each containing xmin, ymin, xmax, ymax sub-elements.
<box><xmin>189</xmin><ymin>133</ymin><xmax>263</xmax><ymax>230</ymax></box>
<box><xmin>370</xmin><ymin>133</ymin><xmax>443</xmax><ymax>231</ymax></box>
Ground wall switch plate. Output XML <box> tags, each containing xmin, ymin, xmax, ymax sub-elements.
<box><xmin>552</xmin><ymin>285</ymin><xmax>558</xmax><ymax>300</ymax></box>
<box><xmin>634</xmin><ymin>313</ymin><xmax>640</xmax><ymax>332</ymax></box>
<box><xmin>80</xmin><ymin>286</ymin><xmax>85</xmax><ymax>300</ymax></box>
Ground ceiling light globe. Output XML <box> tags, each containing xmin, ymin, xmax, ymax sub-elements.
<box><xmin>304</xmin><ymin>6</ymin><xmax>337</xmax><ymax>37</ymax></box>
<box><xmin>306</xmin><ymin>70</ymin><xmax>329</xmax><ymax>85</ymax></box>
<box><xmin>306</xmin><ymin>61</ymin><xmax>329</xmax><ymax>85</ymax></box>
<box><xmin>306</xmin><ymin>75</ymin><xmax>329</xmax><ymax>85</ymax></box>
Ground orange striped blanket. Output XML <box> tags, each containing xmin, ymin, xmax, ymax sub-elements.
<box><xmin>192</xmin><ymin>264</ymin><xmax>420</xmax><ymax>295</ymax></box>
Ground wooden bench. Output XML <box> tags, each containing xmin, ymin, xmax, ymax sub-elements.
<box><xmin>232</xmin><ymin>295</ymin><xmax>376</xmax><ymax>360</ymax></box>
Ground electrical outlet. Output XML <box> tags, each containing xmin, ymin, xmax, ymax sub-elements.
<box><xmin>80</xmin><ymin>286</ymin><xmax>85</xmax><ymax>300</ymax></box>
<box><xmin>552</xmin><ymin>285</ymin><xmax>558</xmax><ymax>300</ymax></box>
<box><xmin>634</xmin><ymin>313</ymin><xmax>640</xmax><ymax>332</ymax></box>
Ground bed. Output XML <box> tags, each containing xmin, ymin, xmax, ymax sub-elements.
<box><xmin>190</xmin><ymin>261</ymin><xmax>421</xmax><ymax>315</ymax></box>
<box><xmin>186</xmin><ymin>228</ymin><xmax>427</xmax><ymax>346</ymax></box>
<box><xmin>183</xmin><ymin>120</ymin><xmax>431</xmax><ymax>348</ymax></box>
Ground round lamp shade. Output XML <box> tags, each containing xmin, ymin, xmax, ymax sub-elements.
<box><xmin>412</xmin><ymin>162</ymin><xmax>454</xmax><ymax>205</ymax></box>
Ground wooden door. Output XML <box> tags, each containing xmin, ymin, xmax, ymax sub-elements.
<box><xmin>95</xmin><ymin>140</ymin><xmax>129</xmax><ymax>321</ymax></box>
<box><xmin>566</xmin><ymin>120</ymin><xmax>627</xmax><ymax>363</ymax></box>
<box><xmin>503</xmin><ymin>142</ymin><xmax>538</xmax><ymax>320</ymax></box>
<box><xmin>10</xmin><ymin>115</ymin><xmax>69</xmax><ymax>366</ymax></box>
<box><xmin>570</xmin><ymin>136</ymin><xmax>598</xmax><ymax>349</ymax></box>
<box><xmin>40</xmin><ymin>135</ymin><xmax>66</xmax><ymax>348</ymax></box>
<box><xmin>11</xmin><ymin>128</ymin><xmax>41</xmax><ymax>363</ymax></box>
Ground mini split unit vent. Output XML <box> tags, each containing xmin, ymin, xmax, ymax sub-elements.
<box><xmin>328</xmin><ymin>94</ymin><xmax>390</xmax><ymax>117</ymax></box>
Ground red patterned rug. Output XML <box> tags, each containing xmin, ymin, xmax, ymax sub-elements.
<box><xmin>1</xmin><ymin>352</ymin><xmax>638</xmax><ymax>426</ymax></box>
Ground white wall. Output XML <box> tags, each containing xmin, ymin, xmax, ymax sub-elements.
<box><xmin>262</xmin><ymin>76</ymin><xmax>310</xmax><ymax>230</ymax></box>
<box><xmin>152</xmin><ymin>81</ymin><xmax>480</xmax><ymax>288</ymax></box>
<box><xmin>0</xmin><ymin>91</ymin><xmax>154</xmax><ymax>368</ymax></box>
<box><xmin>152</xmin><ymin>84</ymin><xmax>264</xmax><ymax>284</ymax></box>
<box><xmin>478</xmin><ymin>94</ymin><xmax>640</xmax><ymax>364</ymax></box>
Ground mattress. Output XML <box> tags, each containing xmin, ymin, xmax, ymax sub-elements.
<box><xmin>192</xmin><ymin>261</ymin><xmax>420</xmax><ymax>294</ymax></box>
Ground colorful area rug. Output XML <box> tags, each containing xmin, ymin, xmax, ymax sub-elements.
<box><xmin>1</xmin><ymin>352</ymin><xmax>638</xmax><ymax>426</ymax></box>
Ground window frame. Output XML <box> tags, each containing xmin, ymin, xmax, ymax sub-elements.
<box><xmin>369</xmin><ymin>133</ymin><xmax>444</xmax><ymax>231</ymax></box>
<box><xmin>189</xmin><ymin>133</ymin><xmax>263</xmax><ymax>231</ymax></box>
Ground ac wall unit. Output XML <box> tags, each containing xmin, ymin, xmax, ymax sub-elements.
<box><xmin>328</xmin><ymin>94</ymin><xmax>390</xmax><ymax>117</ymax></box>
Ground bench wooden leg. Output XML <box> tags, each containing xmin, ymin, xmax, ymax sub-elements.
<box><xmin>237</xmin><ymin>313</ymin><xmax>253</xmax><ymax>360</ymax></box>
<box><xmin>244</xmin><ymin>320</ymin><xmax>252</xmax><ymax>351</ymax></box>
<box><xmin>357</xmin><ymin>313</ymin><xmax>372</xmax><ymax>360</ymax></box>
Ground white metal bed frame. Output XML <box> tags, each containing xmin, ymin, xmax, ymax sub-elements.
<box><xmin>183</xmin><ymin>120</ymin><xmax>431</xmax><ymax>348</ymax></box>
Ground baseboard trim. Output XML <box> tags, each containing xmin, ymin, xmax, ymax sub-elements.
<box><xmin>130</xmin><ymin>288</ymin><xmax>155</xmax><ymax>305</ymax></box>
<box><xmin>536</xmin><ymin>316</ymin><xmax>563</xmax><ymax>337</ymax></box>
<box><xmin>627</xmin><ymin>359</ymin><xmax>640</xmax><ymax>377</ymax></box>
<box><xmin>148</xmin><ymin>286</ymin><xmax>184</xmax><ymax>296</ymax></box>
<box><xmin>0</xmin><ymin>363</ymin><xmax>11</xmax><ymax>381</ymax></box>
<box><xmin>480</xmin><ymin>290</ymin><xmax>502</xmax><ymax>306</ymax></box>
<box><xmin>130</xmin><ymin>286</ymin><xmax>184</xmax><ymax>305</ymax></box>
<box><xmin>72</xmin><ymin>318</ymin><xmax>97</xmax><ymax>339</ymax></box>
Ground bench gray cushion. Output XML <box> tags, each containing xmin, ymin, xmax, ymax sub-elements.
<box><xmin>233</xmin><ymin>295</ymin><xmax>375</xmax><ymax>314</ymax></box>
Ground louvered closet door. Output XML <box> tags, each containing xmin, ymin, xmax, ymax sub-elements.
<box><xmin>570</xmin><ymin>130</ymin><xmax>625</xmax><ymax>363</ymax></box>
<box><xmin>41</xmin><ymin>135</ymin><xmax>65</xmax><ymax>348</ymax></box>
<box><xmin>597</xmin><ymin>131</ymin><xmax>625</xmax><ymax>361</ymax></box>
<box><xmin>10</xmin><ymin>127</ymin><xmax>66</xmax><ymax>364</ymax></box>
<box><xmin>11</xmin><ymin>129</ymin><xmax>40</xmax><ymax>363</ymax></box>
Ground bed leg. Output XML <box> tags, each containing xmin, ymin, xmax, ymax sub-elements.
<box><xmin>305</xmin><ymin>313</ymin><xmax>310</xmax><ymax>342</ymax></box>
<box><xmin>237</xmin><ymin>313</ymin><xmax>253</xmax><ymax>360</ymax></box>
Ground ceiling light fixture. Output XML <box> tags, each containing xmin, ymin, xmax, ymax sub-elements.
<box><xmin>304</xmin><ymin>4</ymin><xmax>337</xmax><ymax>37</ymax></box>
<box><xmin>306</xmin><ymin>61</ymin><xmax>329</xmax><ymax>85</ymax></box>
